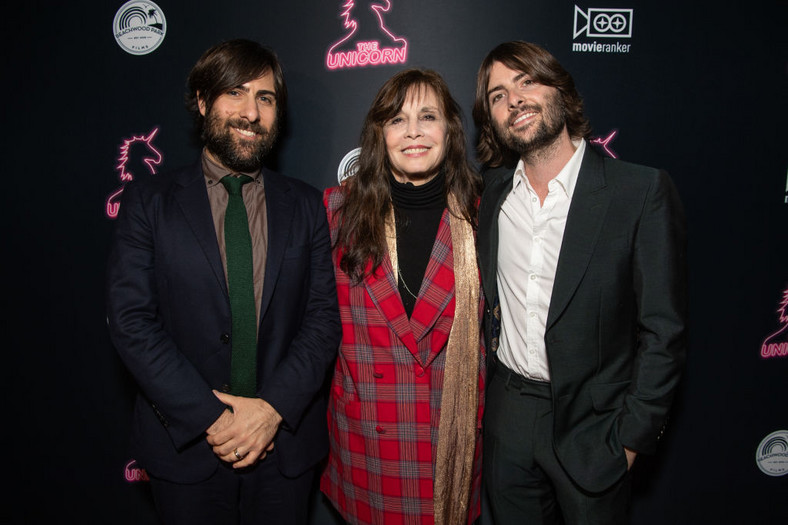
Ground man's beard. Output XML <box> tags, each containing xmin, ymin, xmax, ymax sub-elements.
<box><xmin>493</xmin><ymin>91</ymin><xmax>566</xmax><ymax>158</ymax></box>
<box><xmin>202</xmin><ymin>111</ymin><xmax>278</xmax><ymax>173</ymax></box>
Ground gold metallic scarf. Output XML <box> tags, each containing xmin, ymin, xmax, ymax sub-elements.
<box><xmin>386</xmin><ymin>193</ymin><xmax>480</xmax><ymax>524</ymax></box>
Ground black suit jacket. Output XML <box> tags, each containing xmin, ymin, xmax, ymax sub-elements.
<box><xmin>479</xmin><ymin>145</ymin><xmax>687</xmax><ymax>493</ymax></box>
<box><xmin>106</xmin><ymin>162</ymin><xmax>341</xmax><ymax>483</ymax></box>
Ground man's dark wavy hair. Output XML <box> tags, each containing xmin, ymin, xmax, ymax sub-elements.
<box><xmin>473</xmin><ymin>41</ymin><xmax>591</xmax><ymax>167</ymax></box>
<box><xmin>185</xmin><ymin>39</ymin><xmax>287</xmax><ymax>129</ymax></box>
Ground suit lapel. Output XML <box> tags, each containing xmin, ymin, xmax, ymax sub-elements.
<box><xmin>364</xmin><ymin>208</ymin><xmax>460</xmax><ymax>363</ymax></box>
<box><xmin>259</xmin><ymin>168</ymin><xmax>294</xmax><ymax>321</ymax></box>
<box><xmin>173</xmin><ymin>163</ymin><xmax>228</xmax><ymax>299</ymax></box>
<box><xmin>479</xmin><ymin>166</ymin><xmax>515</xmax><ymax>302</ymax></box>
<box><xmin>409</xmin><ymin>209</ymin><xmax>454</xmax><ymax>353</ymax></box>
<box><xmin>365</xmin><ymin>256</ymin><xmax>420</xmax><ymax>357</ymax></box>
<box><xmin>546</xmin><ymin>147</ymin><xmax>610</xmax><ymax>331</ymax></box>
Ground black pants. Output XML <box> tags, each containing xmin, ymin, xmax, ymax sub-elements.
<box><xmin>149</xmin><ymin>452</ymin><xmax>316</xmax><ymax>525</ymax></box>
<box><xmin>482</xmin><ymin>362</ymin><xmax>631</xmax><ymax>525</ymax></box>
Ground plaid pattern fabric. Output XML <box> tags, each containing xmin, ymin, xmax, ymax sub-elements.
<box><xmin>321</xmin><ymin>187</ymin><xmax>485</xmax><ymax>525</ymax></box>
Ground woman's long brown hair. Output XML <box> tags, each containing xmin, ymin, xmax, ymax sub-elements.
<box><xmin>334</xmin><ymin>68</ymin><xmax>481</xmax><ymax>284</ymax></box>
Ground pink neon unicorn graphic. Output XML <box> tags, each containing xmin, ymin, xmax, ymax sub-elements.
<box><xmin>589</xmin><ymin>129</ymin><xmax>619</xmax><ymax>158</ymax></box>
<box><xmin>326</xmin><ymin>0</ymin><xmax>408</xmax><ymax>70</ymax></box>
<box><xmin>124</xmin><ymin>459</ymin><xmax>149</xmax><ymax>483</ymax></box>
<box><xmin>761</xmin><ymin>288</ymin><xmax>788</xmax><ymax>359</ymax></box>
<box><xmin>105</xmin><ymin>127</ymin><xmax>163</xmax><ymax>219</ymax></box>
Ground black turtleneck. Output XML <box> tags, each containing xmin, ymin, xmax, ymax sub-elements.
<box><xmin>389</xmin><ymin>171</ymin><xmax>446</xmax><ymax>317</ymax></box>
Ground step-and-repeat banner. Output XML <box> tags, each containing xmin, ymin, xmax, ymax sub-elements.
<box><xmin>5</xmin><ymin>1</ymin><xmax>786</xmax><ymax>523</ymax></box>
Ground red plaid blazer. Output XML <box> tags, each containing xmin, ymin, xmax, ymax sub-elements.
<box><xmin>320</xmin><ymin>187</ymin><xmax>485</xmax><ymax>525</ymax></box>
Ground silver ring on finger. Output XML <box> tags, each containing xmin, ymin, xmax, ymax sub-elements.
<box><xmin>234</xmin><ymin>448</ymin><xmax>243</xmax><ymax>460</ymax></box>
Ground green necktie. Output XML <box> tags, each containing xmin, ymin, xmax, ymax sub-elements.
<box><xmin>220</xmin><ymin>175</ymin><xmax>257</xmax><ymax>397</ymax></box>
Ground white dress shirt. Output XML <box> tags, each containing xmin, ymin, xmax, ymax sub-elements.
<box><xmin>496</xmin><ymin>140</ymin><xmax>586</xmax><ymax>381</ymax></box>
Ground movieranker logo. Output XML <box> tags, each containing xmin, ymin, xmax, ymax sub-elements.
<box><xmin>113</xmin><ymin>1</ymin><xmax>166</xmax><ymax>56</ymax></box>
<box><xmin>574</xmin><ymin>6</ymin><xmax>633</xmax><ymax>38</ymax></box>
<box><xmin>572</xmin><ymin>5</ymin><xmax>632</xmax><ymax>54</ymax></box>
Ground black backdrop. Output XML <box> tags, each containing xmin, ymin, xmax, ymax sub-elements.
<box><xmin>4</xmin><ymin>1</ymin><xmax>787</xmax><ymax>523</ymax></box>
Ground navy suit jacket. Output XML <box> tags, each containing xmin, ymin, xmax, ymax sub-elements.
<box><xmin>479</xmin><ymin>145</ymin><xmax>688</xmax><ymax>493</ymax></box>
<box><xmin>106</xmin><ymin>161</ymin><xmax>341</xmax><ymax>483</ymax></box>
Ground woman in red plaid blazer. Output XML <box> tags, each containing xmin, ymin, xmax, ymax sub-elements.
<box><xmin>321</xmin><ymin>69</ymin><xmax>486</xmax><ymax>525</ymax></box>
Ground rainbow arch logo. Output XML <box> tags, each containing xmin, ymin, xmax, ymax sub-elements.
<box><xmin>113</xmin><ymin>1</ymin><xmax>166</xmax><ymax>56</ymax></box>
<box><xmin>756</xmin><ymin>430</ymin><xmax>788</xmax><ymax>476</ymax></box>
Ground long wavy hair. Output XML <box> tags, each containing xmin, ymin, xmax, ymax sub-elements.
<box><xmin>335</xmin><ymin>68</ymin><xmax>481</xmax><ymax>284</ymax></box>
<box><xmin>473</xmin><ymin>41</ymin><xmax>592</xmax><ymax>167</ymax></box>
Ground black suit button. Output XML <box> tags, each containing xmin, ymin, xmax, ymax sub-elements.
<box><xmin>220</xmin><ymin>384</ymin><xmax>231</xmax><ymax>393</ymax></box>
<box><xmin>220</xmin><ymin>333</ymin><xmax>230</xmax><ymax>344</ymax></box>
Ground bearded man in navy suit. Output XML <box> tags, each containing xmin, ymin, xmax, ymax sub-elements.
<box><xmin>473</xmin><ymin>41</ymin><xmax>687</xmax><ymax>524</ymax></box>
<box><xmin>106</xmin><ymin>39</ymin><xmax>341</xmax><ymax>525</ymax></box>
